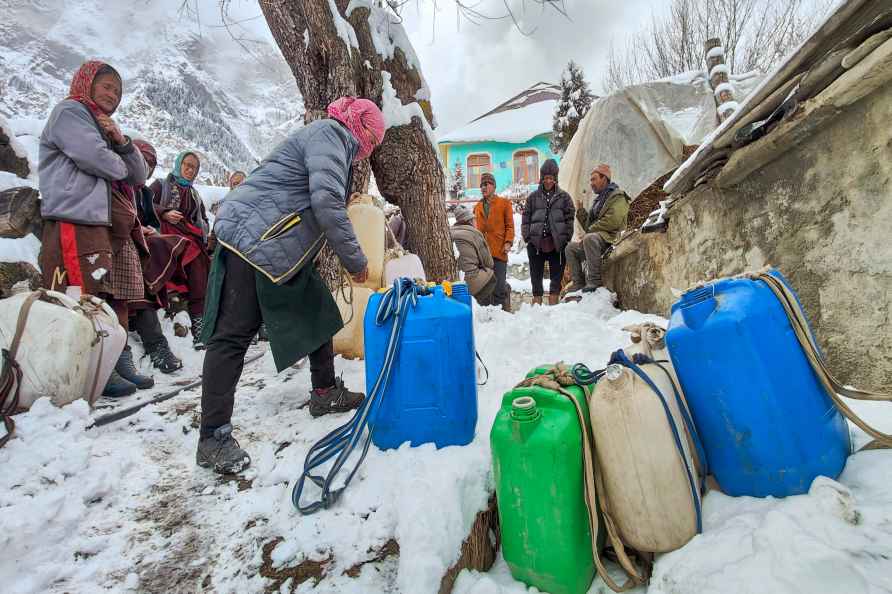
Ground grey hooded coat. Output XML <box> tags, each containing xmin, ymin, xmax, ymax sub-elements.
<box><xmin>213</xmin><ymin>119</ymin><xmax>367</xmax><ymax>284</ymax></box>
<box><xmin>38</xmin><ymin>100</ymin><xmax>148</xmax><ymax>225</ymax></box>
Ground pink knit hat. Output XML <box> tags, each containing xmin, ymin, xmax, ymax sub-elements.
<box><xmin>327</xmin><ymin>97</ymin><xmax>386</xmax><ymax>161</ymax></box>
<box><xmin>592</xmin><ymin>164</ymin><xmax>612</xmax><ymax>179</ymax></box>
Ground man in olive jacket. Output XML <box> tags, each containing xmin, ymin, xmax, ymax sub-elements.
<box><xmin>565</xmin><ymin>164</ymin><xmax>630</xmax><ymax>293</ymax></box>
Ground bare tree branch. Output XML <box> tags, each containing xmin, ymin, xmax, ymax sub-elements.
<box><xmin>602</xmin><ymin>0</ymin><xmax>830</xmax><ymax>94</ymax></box>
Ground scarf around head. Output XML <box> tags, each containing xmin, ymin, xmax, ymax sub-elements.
<box><xmin>133</xmin><ymin>139</ymin><xmax>157</xmax><ymax>170</ymax></box>
<box><xmin>172</xmin><ymin>151</ymin><xmax>199</xmax><ymax>187</ymax></box>
<box><xmin>68</xmin><ymin>61</ymin><xmax>131</xmax><ymax>198</ymax></box>
<box><xmin>326</xmin><ymin>97</ymin><xmax>386</xmax><ymax>161</ymax></box>
<box><xmin>67</xmin><ymin>60</ymin><xmax>121</xmax><ymax>119</ymax></box>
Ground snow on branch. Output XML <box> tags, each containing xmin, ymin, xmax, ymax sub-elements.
<box><xmin>381</xmin><ymin>72</ymin><xmax>437</xmax><ymax>149</ymax></box>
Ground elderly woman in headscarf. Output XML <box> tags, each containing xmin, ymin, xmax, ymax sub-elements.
<box><xmin>126</xmin><ymin>139</ymin><xmax>187</xmax><ymax>374</ymax></box>
<box><xmin>38</xmin><ymin>60</ymin><xmax>155</xmax><ymax>398</ymax></box>
<box><xmin>196</xmin><ymin>96</ymin><xmax>385</xmax><ymax>474</ymax></box>
<box><xmin>149</xmin><ymin>150</ymin><xmax>211</xmax><ymax>349</ymax></box>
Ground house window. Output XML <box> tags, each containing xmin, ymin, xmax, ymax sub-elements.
<box><xmin>467</xmin><ymin>154</ymin><xmax>492</xmax><ymax>189</ymax></box>
<box><xmin>513</xmin><ymin>150</ymin><xmax>539</xmax><ymax>185</ymax></box>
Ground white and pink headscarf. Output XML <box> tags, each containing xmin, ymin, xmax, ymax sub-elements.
<box><xmin>327</xmin><ymin>97</ymin><xmax>386</xmax><ymax>161</ymax></box>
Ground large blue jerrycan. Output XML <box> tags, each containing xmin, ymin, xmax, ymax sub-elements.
<box><xmin>666</xmin><ymin>269</ymin><xmax>851</xmax><ymax>497</ymax></box>
<box><xmin>365</xmin><ymin>282</ymin><xmax>477</xmax><ymax>450</ymax></box>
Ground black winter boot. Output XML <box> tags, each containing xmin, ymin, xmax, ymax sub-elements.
<box><xmin>146</xmin><ymin>341</ymin><xmax>183</xmax><ymax>374</ymax></box>
<box><xmin>190</xmin><ymin>314</ymin><xmax>206</xmax><ymax>351</ymax></box>
<box><xmin>115</xmin><ymin>345</ymin><xmax>154</xmax><ymax>389</ymax></box>
<box><xmin>309</xmin><ymin>377</ymin><xmax>364</xmax><ymax>418</ymax></box>
<box><xmin>102</xmin><ymin>370</ymin><xmax>138</xmax><ymax>398</ymax></box>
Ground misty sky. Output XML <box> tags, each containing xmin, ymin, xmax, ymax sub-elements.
<box><xmin>218</xmin><ymin>0</ymin><xmax>825</xmax><ymax>137</ymax></box>
<box><xmin>398</xmin><ymin>0</ymin><xmax>657</xmax><ymax>134</ymax></box>
<box><xmin>219</xmin><ymin>0</ymin><xmax>661</xmax><ymax>135</ymax></box>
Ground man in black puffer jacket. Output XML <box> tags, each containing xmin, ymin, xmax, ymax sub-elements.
<box><xmin>521</xmin><ymin>159</ymin><xmax>575</xmax><ymax>305</ymax></box>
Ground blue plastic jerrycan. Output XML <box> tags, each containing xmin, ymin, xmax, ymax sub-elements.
<box><xmin>666</xmin><ymin>269</ymin><xmax>851</xmax><ymax>498</ymax></box>
<box><xmin>365</xmin><ymin>282</ymin><xmax>478</xmax><ymax>450</ymax></box>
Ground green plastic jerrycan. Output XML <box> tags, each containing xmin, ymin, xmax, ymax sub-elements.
<box><xmin>490</xmin><ymin>366</ymin><xmax>601</xmax><ymax>594</ymax></box>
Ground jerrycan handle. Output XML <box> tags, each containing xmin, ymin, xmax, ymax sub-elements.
<box><xmin>679</xmin><ymin>284</ymin><xmax>717</xmax><ymax>330</ymax></box>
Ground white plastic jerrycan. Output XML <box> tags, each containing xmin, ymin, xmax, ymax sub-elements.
<box><xmin>0</xmin><ymin>290</ymin><xmax>126</xmax><ymax>409</ymax></box>
<box><xmin>333</xmin><ymin>285</ymin><xmax>373</xmax><ymax>360</ymax></box>
<box><xmin>384</xmin><ymin>252</ymin><xmax>426</xmax><ymax>286</ymax></box>
<box><xmin>347</xmin><ymin>194</ymin><xmax>385</xmax><ymax>289</ymax></box>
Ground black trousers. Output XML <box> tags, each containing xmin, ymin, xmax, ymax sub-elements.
<box><xmin>492</xmin><ymin>258</ymin><xmax>509</xmax><ymax>306</ymax></box>
<box><xmin>130</xmin><ymin>308</ymin><xmax>166</xmax><ymax>350</ymax></box>
<box><xmin>527</xmin><ymin>244</ymin><xmax>565</xmax><ymax>296</ymax></box>
<box><xmin>200</xmin><ymin>251</ymin><xmax>336</xmax><ymax>438</ymax></box>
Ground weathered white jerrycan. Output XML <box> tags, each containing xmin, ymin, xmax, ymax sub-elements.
<box><xmin>588</xmin><ymin>323</ymin><xmax>704</xmax><ymax>553</ymax></box>
<box><xmin>333</xmin><ymin>286</ymin><xmax>373</xmax><ymax>360</ymax></box>
<box><xmin>384</xmin><ymin>252</ymin><xmax>425</xmax><ymax>286</ymax></box>
<box><xmin>348</xmin><ymin>194</ymin><xmax>385</xmax><ymax>290</ymax></box>
<box><xmin>0</xmin><ymin>290</ymin><xmax>125</xmax><ymax>409</ymax></box>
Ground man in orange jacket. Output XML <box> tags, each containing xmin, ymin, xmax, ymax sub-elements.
<box><xmin>473</xmin><ymin>172</ymin><xmax>515</xmax><ymax>311</ymax></box>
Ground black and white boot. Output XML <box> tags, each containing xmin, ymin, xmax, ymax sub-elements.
<box><xmin>190</xmin><ymin>314</ymin><xmax>206</xmax><ymax>351</ymax></box>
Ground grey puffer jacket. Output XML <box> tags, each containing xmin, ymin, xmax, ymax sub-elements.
<box><xmin>213</xmin><ymin>120</ymin><xmax>367</xmax><ymax>284</ymax></box>
<box><xmin>39</xmin><ymin>100</ymin><xmax>147</xmax><ymax>226</ymax></box>
<box><xmin>521</xmin><ymin>184</ymin><xmax>575</xmax><ymax>252</ymax></box>
<box><xmin>451</xmin><ymin>224</ymin><xmax>495</xmax><ymax>296</ymax></box>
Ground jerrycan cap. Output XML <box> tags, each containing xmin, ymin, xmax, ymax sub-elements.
<box><xmin>605</xmin><ymin>364</ymin><xmax>624</xmax><ymax>381</ymax></box>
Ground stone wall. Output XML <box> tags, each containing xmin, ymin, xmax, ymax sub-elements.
<box><xmin>603</xmin><ymin>76</ymin><xmax>892</xmax><ymax>390</ymax></box>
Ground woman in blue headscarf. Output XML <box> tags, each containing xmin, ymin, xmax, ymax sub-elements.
<box><xmin>150</xmin><ymin>150</ymin><xmax>211</xmax><ymax>349</ymax></box>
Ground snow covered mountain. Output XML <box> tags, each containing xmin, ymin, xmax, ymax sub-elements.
<box><xmin>0</xmin><ymin>0</ymin><xmax>303</xmax><ymax>184</ymax></box>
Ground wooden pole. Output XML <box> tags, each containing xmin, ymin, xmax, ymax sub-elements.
<box><xmin>705</xmin><ymin>38</ymin><xmax>737</xmax><ymax>122</ymax></box>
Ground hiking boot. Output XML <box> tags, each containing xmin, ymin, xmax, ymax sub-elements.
<box><xmin>115</xmin><ymin>345</ymin><xmax>154</xmax><ymax>389</ymax></box>
<box><xmin>190</xmin><ymin>314</ymin><xmax>206</xmax><ymax>351</ymax></box>
<box><xmin>309</xmin><ymin>377</ymin><xmax>364</xmax><ymax>418</ymax></box>
<box><xmin>196</xmin><ymin>424</ymin><xmax>251</xmax><ymax>474</ymax></box>
<box><xmin>146</xmin><ymin>342</ymin><xmax>183</xmax><ymax>374</ymax></box>
<box><xmin>102</xmin><ymin>370</ymin><xmax>138</xmax><ymax>398</ymax></box>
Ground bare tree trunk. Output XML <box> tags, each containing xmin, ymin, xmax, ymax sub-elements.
<box><xmin>260</xmin><ymin>0</ymin><xmax>456</xmax><ymax>284</ymax></box>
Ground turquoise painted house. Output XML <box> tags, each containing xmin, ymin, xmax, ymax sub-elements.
<box><xmin>438</xmin><ymin>82</ymin><xmax>562</xmax><ymax>198</ymax></box>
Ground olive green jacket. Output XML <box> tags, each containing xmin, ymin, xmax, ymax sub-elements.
<box><xmin>575</xmin><ymin>187</ymin><xmax>630</xmax><ymax>245</ymax></box>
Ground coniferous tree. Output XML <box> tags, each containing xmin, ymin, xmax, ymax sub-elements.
<box><xmin>551</xmin><ymin>61</ymin><xmax>595</xmax><ymax>155</ymax></box>
<box><xmin>451</xmin><ymin>161</ymin><xmax>465</xmax><ymax>198</ymax></box>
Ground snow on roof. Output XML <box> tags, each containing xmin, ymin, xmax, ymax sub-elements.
<box><xmin>439</xmin><ymin>82</ymin><xmax>560</xmax><ymax>144</ymax></box>
<box><xmin>438</xmin><ymin>99</ymin><xmax>556</xmax><ymax>144</ymax></box>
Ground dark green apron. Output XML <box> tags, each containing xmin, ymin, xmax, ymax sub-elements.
<box><xmin>201</xmin><ymin>248</ymin><xmax>344</xmax><ymax>372</ymax></box>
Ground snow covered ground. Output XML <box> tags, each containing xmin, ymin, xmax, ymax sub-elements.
<box><xmin>3</xmin><ymin>287</ymin><xmax>892</xmax><ymax>594</ymax></box>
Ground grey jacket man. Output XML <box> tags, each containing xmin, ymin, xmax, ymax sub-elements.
<box><xmin>213</xmin><ymin>120</ymin><xmax>367</xmax><ymax>284</ymax></box>
<box><xmin>39</xmin><ymin>100</ymin><xmax>147</xmax><ymax>225</ymax></box>
<box><xmin>451</xmin><ymin>224</ymin><xmax>495</xmax><ymax>296</ymax></box>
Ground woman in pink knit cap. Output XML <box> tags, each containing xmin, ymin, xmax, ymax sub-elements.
<box><xmin>196</xmin><ymin>97</ymin><xmax>385</xmax><ymax>474</ymax></box>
